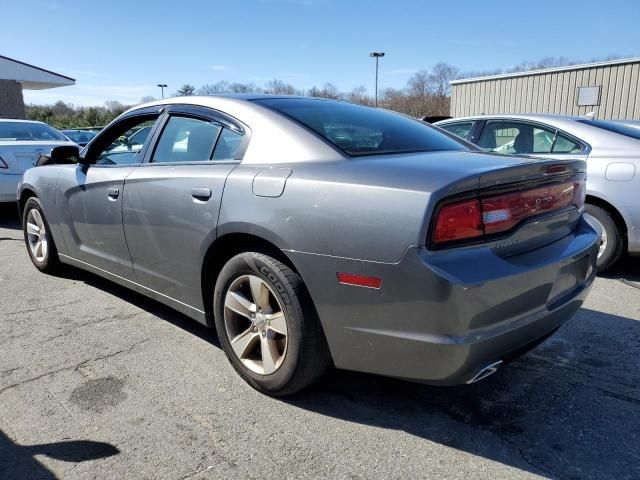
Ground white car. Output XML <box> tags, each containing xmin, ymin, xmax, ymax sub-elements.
<box><xmin>0</xmin><ymin>119</ymin><xmax>77</xmax><ymax>203</ymax></box>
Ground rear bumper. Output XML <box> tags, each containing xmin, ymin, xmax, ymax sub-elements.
<box><xmin>288</xmin><ymin>216</ymin><xmax>599</xmax><ymax>385</ymax></box>
<box><xmin>0</xmin><ymin>173</ymin><xmax>20</xmax><ymax>203</ymax></box>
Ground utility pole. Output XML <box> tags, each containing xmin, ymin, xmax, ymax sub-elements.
<box><xmin>157</xmin><ymin>84</ymin><xmax>168</xmax><ymax>99</ymax></box>
<box><xmin>369</xmin><ymin>52</ymin><xmax>385</xmax><ymax>107</ymax></box>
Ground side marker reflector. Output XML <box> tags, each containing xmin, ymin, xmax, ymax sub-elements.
<box><xmin>336</xmin><ymin>272</ymin><xmax>382</xmax><ymax>289</ymax></box>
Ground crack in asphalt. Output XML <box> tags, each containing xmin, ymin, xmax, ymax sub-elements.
<box><xmin>0</xmin><ymin>339</ymin><xmax>150</xmax><ymax>395</ymax></box>
<box><xmin>1</xmin><ymin>299</ymin><xmax>84</xmax><ymax>317</ymax></box>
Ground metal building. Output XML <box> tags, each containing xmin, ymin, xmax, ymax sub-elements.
<box><xmin>450</xmin><ymin>57</ymin><xmax>640</xmax><ymax>120</ymax></box>
<box><xmin>0</xmin><ymin>54</ymin><xmax>75</xmax><ymax>119</ymax></box>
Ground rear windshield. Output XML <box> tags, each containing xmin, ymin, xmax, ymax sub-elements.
<box><xmin>0</xmin><ymin>122</ymin><xmax>67</xmax><ymax>141</ymax></box>
<box><xmin>577</xmin><ymin>119</ymin><xmax>640</xmax><ymax>141</ymax></box>
<box><xmin>254</xmin><ymin>98</ymin><xmax>467</xmax><ymax>156</ymax></box>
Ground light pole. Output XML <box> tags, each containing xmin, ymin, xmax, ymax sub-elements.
<box><xmin>157</xmin><ymin>83</ymin><xmax>168</xmax><ymax>99</ymax></box>
<box><xmin>369</xmin><ymin>52</ymin><xmax>385</xmax><ymax>107</ymax></box>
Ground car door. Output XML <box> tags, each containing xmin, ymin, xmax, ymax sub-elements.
<box><xmin>122</xmin><ymin>105</ymin><xmax>247</xmax><ymax>309</ymax></box>
<box><xmin>56</xmin><ymin>107</ymin><xmax>164</xmax><ymax>278</ymax></box>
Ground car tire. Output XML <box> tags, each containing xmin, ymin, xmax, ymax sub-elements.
<box><xmin>213</xmin><ymin>252</ymin><xmax>331</xmax><ymax>396</ymax></box>
<box><xmin>585</xmin><ymin>203</ymin><xmax>624</xmax><ymax>272</ymax></box>
<box><xmin>22</xmin><ymin>197</ymin><xmax>60</xmax><ymax>274</ymax></box>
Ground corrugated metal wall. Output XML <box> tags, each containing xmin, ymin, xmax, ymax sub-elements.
<box><xmin>451</xmin><ymin>61</ymin><xmax>640</xmax><ymax>119</ymax></box>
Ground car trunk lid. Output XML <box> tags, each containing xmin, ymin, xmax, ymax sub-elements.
<box><xmin>429</xmin><ymin>156</ymin><xmax>587</xmax><ymax>256</ymax></box>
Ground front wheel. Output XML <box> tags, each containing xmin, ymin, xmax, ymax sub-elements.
<box><xmin>213</xmin><ymin>252</ymin><xmax>330</xmax><ymax>396</ymax></box>
<box><xmin>22</xmin><ymin>197</ymin><xmax>60</xmax><ymax>274</ymax></box>
<box><xmin>585</xmin><ymin>203</ymin><xmax>624</xmax><ymax>272</ymax></box>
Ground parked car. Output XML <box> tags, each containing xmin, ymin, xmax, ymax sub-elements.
<box><xmin>61</xmin><ymin>129</ymin><xmax>98</xmax><ymax>147</ymax></box>
<box><xmin>19</xmin><ymin>96</ymin><xmax>598</xmax><ymax>395</ymax></box>
<box><xmin>436</xmin><ymin>114</ymin><xmax>640</xmax><ymax>271</ymax></box>
<box><xmin>0</xmin><ymin>120</ymin><xmax>77</xmax><ymax>204</ymax></box>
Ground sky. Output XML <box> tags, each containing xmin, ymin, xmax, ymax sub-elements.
<box><xmin>2</xmin><ymin>0</ymin><xmax>639</xmax><ymax>106</ymax></box>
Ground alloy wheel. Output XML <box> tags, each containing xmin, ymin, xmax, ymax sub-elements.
<box><xmin>223</xmin><ymin>274</ymin><xmax>288</xmax><ymax>375</ymax></box>
<box><xmin>26</xmin><ymin>208</ymin><xmax>48</xmax><ymax>263</ymax></box>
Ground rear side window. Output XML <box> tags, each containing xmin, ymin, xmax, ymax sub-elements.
<box><xmin>439</xmin><ymin>122</ymin><xmax>474</xmax><ymax>140</ymax></box>
<box><xmin>212</xmin><ymin>128</ymin><xmax>243</xmax><ymax>161</ymax></box>
<box><xmin>254</xmin><ymin>98</ymin><xmax>466</xmax><ymax>157</ymax></box>
<box><xmin>552</xmin><ymin>134</ymin><xmax>582</xmax><ymax>153</ymax></box>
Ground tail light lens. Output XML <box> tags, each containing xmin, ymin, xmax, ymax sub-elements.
<box><xmin>0</xmin><ymin>156</ymin><xmax>7</xmax><ymax>169</ymax></box>
<box><xmin>432</xmin><ymin>179</ymin><xmax>586</xmax><ymax>247</ymax></box>
<box><xmin>433</xmin><ymin>199</ymin><xmax>483</xmax><ymax>243</ymax></box>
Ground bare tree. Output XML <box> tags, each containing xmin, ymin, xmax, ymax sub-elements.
<box><xmin>139</xmin><ymin>96</ymin><xmax>156</xmax><ymax>103</ymax></box>
<box><xmin>197</xmin><ymin>81</ymin><xmax>230</xmax><ymax>95</ymax></box>
<box><xmin>346</xmin><ymin>86</ymin><xmax>371</xmax><ymax>106</ymax></box>
<box><xmin>264</xmin><ymin>79</ymin><xmax>296</xmax><ymax>95</ymax></box>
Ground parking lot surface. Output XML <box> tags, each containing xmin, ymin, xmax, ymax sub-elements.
<box><xmin>1</xmin><ymin>206</ymin><xmax>639</xmax><ymax>480</ymax></box>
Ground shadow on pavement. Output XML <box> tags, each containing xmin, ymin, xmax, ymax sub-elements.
<box><xmin>59</xmin><ymin>263</ymin><xmax>640</xmax><ymax>479</ymax></box>
<box><xmin>57</xmin><ymin>267</ymin><xmax>220</xmax><ymax>347</ymax></box>
<box><xmin>0</xmin><ymin>430</ymin><xmax>119</xmax><ymax>480</ymax></box>
<box><xmin>284</xmin><ymin>307</ymin><xmax>640</xmax><ymax>479</ymax></box>
<box><xmin>602</xmin><ymin>254</ymin><xmax>640</xmax><ymax>285</ymax></box>
<box><xmin>0</xmin><ymin>204</ymin><xmax>20</xmax><ymax>231</ymax></box>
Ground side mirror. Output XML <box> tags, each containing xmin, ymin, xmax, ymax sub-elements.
<box><xmin>39</xmin><ymin>145</ymin><xmax>81</xmax><ymax>166</ymax></box>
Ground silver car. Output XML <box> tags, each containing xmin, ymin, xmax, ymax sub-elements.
<box><xmin>436</xmin><ymin>114</ymin><xmax>640</xmax><ymax>271</ymax></box>
<box><xmin>0</xmin><ymin>119</ymin><xmax>77</xmax><ymax>203</ymax></box>
<box><xmin>18</xmin><ymin>96</ymin><xmax>599</xmax><ymax>395</ymax></box>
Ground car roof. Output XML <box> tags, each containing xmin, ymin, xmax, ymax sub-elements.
<box><xmin>124</xmin><ymin>95</ymin><xmax>347</xmax><ymax>164</ymax></box>
<box><xmin>436</xmin><ymin>114</ymin><xmax>640</xmax><ymax>150</ymax></box>
<box><xmin>436</xmin><ymin>113</ymin><xmax>586</xmax><ymax>124</ymax></box>
<box><xmin>0</xmin><ymin>119</ymin><xmax>47</xmax><ymax>124</ymax></box>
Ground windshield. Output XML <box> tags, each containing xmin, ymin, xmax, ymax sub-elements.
<box><xmin>0</xmin><ymin>122</ymin><xmax>67</xmax><ymax>141</ymax></box>
<box><xmin>62</xmin><ymin>130</ymin><xmax>98</xmax><ymax>143</ymax></box>
<box><xmin>578</xmin><ymin>119</ymin><xmax>640</xmax><ymax>141</ymax></box>
<box><xmin>254</xmin><ymin>98</ymin><xmax>467</xmax><ymax>157</ymax></box>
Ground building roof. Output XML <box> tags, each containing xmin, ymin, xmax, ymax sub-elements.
<box><xmin>0</xmin><ymin>54</ymin><xmax>75</xmax><ymax>90</ymax></box>
<box><xmin>451</xmin><ymin>57</ymin><xmax>640</xmax><ymax>85</ymax></box>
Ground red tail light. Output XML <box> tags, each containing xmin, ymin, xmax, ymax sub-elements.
<box><xmin>432</xmin><ymin>179</ymin><xmax>585</xmax><ymax>247</ymax></box>
<box><xmin>433</xmin><ymin>199</ymin><xmax>483</xmax><ymax>244</ymax></box>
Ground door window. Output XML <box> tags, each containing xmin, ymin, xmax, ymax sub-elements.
<box><xmin>91</xmin><ymin>116</ymin><xmax>159</xmax><ymax>165</ymax></box>
<box><xmin>151</xmin><ymin>116</ymin><xmax>222</xmax><ymax>163</ymax></box>
<box><xmin>439</xmin><ymin>122</ymin><xmax>474</xmax><ymax>140</ymax></box>
<box><xmin>479</xmin><ymin>121</ymin><xmax>556</xmax><ymax>155</ymax></box>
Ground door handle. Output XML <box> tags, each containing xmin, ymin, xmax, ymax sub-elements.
<box><xmin>107</xmin><ymin>187</ymin><xmax>120</xmax><ymax>199</ymax></box>
<box><xmin>191</xmin><ymin>187</ymin><xmax>212</xmax><ymax>201</ymax></box>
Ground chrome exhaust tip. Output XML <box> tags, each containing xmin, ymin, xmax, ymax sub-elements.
<box><xmin>466</xmin><ymin>360</ymin><xmax>503</xmax><ymax>384</ymax></box>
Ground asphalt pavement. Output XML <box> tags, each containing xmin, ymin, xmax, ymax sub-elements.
<box><xmin>1</xmin><ymin>204</ymin><xmax>639</xmax><ymax>480</ymax></box>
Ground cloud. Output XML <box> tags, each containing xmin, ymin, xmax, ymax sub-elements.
<box><xmin>209</xmin><ymin>64</ymin><xmax>230</xmax><ymax>71</ymax></box>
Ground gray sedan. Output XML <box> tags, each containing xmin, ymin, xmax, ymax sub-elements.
<box><xmin>18</xmin><ymin>96</ymin><xmax>599</xmax><ymax>395</ymax></box>
<box><xmin>436</xmin><ymin>114</ymin><xmax>640</xmax><ymax>271</ymax></box>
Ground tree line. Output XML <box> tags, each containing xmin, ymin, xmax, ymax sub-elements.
<box><xmin>26</xmin><ymin>56</ymin><xmax>619</xmax><ymax>129</ymax></box>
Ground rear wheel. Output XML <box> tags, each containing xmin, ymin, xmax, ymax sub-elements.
<box><xmin>213</xmin><ymin>252</ymin><xmax>330</xmax><ymax>396</ymax></box>
<box><xmin>585</xmin><ymin>203</ymin><xmax>623</xmax><ymax>272</ymax></box>
<box><xmin>22</xmin><ymin>197</ymin><xmax>60</xmax><ymax>273</ymax></box>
